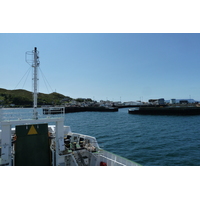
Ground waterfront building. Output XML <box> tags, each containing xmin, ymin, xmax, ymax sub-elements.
<box><xmin>180</xmin><ymin>100</ymin><xmax>189</xmax><ymax>104</ymax></box>
<box><xmin>158</xmin><ymin>98</ymin><xmax>165</xmax><ymax>105</ymax></box>
<box><xmin>149</xmin><ymin>98</ymin><xmax>165</xmax><ymax>105</ymax></box>
<box><xmin>170</xmin><ymin>99</ymin><xmax>176</xmax><ymax>104</ymax></box>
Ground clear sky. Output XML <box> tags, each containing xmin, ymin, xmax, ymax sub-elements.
<box><xmin>1</xmin><ymin>1</ymin><xmax>200</xmax><ymax>196</ymax></box>
<box><xmin>1</xmin><ymin>33</ymin><xmax>200</xmax><ymax>102</ymax></box>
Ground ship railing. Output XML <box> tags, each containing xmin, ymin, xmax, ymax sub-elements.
<box><xmin>95</xmin><ymin>149</ymin><xmax>140</xmax><ymax>166</ymax></box>
<box><xmin>0</xmin><ymin>107</ymin><xmax>65</xmax><ymax>125</ymax></box>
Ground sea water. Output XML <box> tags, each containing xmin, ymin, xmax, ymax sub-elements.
<box><xmin>64</xmin><ymin>108</ymin><xmax>200</xmax><ymax>166</ymax></box>
<box><xmin>1</xmin><ymin>107</ymin><xmax>200</xmax><ymax>166</ymax></box>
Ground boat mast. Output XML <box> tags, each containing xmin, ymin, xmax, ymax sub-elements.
<box><xmin>33</xmin><ymin>47</ymin><xmax>39</xmax><ymax>119</ymax></box>
<box><xmin>25</xmin><ymin>47</ymin><xmax>40</xmax><ymax>119</ymax></box>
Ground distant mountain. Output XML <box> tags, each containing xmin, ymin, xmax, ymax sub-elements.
<box><xmin>0</xmin><ymin>88</ymin><xmax>72</xmax><ymax>107</ymax></box>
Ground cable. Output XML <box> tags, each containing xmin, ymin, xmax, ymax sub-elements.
<box><xmin>39</xmin><ymin>67</ymin><xmax>54</xmax><ymax>94</ymax></box>
<box><xmin>22</xmin><ymin>67</ymin><xmax>32</xmax><ymax>89</ymax></box>
<box><xmin>14</xmin><ymin>67</ymin><xmax>32</xmax><ymax>89</ymax></box>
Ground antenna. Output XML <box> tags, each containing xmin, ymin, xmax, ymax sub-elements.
<box><xmin>26</xmin><ymin>47</ymin><xmax>40</xmax><ymax>119</ymax></box>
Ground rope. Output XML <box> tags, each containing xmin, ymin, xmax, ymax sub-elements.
<box><xmin>39</xmin><ymin>67</ymin><xmax>54</xmax><ymax>94</ymax></box>
<box><xmin>14</xmin><ymin>67</ymin><xmax>32</xmax><ymax>89</ymax></box>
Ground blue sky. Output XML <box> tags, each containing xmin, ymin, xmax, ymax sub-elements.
<box><xmin>1</xmin><ymin>2</ymin><xmax>200</xmax><ymax>193</ymax></box>
<box><xmin>1</xmin><ymin>33</ymin><xmax>200</xmax><ymax>102</ymax></box>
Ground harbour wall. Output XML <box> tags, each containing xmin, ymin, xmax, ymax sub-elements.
<box><xmin>129</xmin><ymin>106</ymin><xmax>200</xmax><ymax>115</ymax></box>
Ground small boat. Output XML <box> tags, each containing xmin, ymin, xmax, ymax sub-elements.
<box><xmin>43</xmin><ymin>106</ymin><xmax>118</xmax><ymax>114</ymax></box>
<box><xmin>0</xmin><ymin>47</ymin><xmax>140</xmax><ymax>166</ymax></box>
<box><xmin>43</xmin><ymin>107</ymin><xmax>64</xmax><ymax>114</ymax></box>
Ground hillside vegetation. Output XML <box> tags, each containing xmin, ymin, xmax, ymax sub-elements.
<box><xmin>0</xmin><ymin>88</ymin><xmax>72</xmax><ymax>107</ymax></box>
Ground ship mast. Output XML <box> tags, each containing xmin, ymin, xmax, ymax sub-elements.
<box><xmin>32</xmin><ymin>47</ymin><xmax>39</xmax><ymax>119</ymax></box>
<box><xmin>26</xmin><ymin>47</ymin><xmax>40</xmax><ymax>119</ymax></box>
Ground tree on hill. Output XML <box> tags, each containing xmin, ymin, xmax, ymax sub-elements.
<box><xmin>0</xmin><ymin>88</ymin><xmax>93</xmax><ymax>107</ymax></box>
<box><xmin>0</xmin><ymin>88</ymin><xmax>69</xmax><ymax>107</ymax></box>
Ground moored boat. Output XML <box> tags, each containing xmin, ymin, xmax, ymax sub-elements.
<box><xmin>43</xmin><ymin>106</ymin><xmax>118</xmax><ymax>114</ymax></box>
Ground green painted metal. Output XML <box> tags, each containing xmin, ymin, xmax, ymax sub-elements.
<box><xmin>15</xmin><ymin>123</ymin><xmax>51</xmax><ymax>166</ymax></box>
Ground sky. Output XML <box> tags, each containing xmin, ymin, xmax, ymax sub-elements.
<box><xmin>1</xmin><ymin>1</ymin><xmax>200</xmax><ymax>197</ymax></box>
<box><xmin>1</xmin><ymin>1</ymin><xmax>200</xmax><ymax>102</ymax></box>
<box><xmin>1</xmin><ymin>33</ymin><xmax>200</xmax><ymax>102</ymax></box>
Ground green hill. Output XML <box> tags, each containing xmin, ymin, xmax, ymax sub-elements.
<box><xmin>0</xmin><ymin>88</ymin><xmax>72</xmax><ymax>107</ymax></box>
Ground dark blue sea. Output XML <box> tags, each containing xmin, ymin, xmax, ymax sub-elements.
<box><xmin>1</xmin><ymin>107</ymin><xmax>200</xmax><ymax>166</ymax></box>
<box><xmin>64</xmin><ymin>108</ymin><xmax>200</xmax><ymax>166</ymax></box>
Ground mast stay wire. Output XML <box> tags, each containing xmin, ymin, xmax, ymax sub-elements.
<box><xmin>14</xmin><ymin>66</ymin><xmax>32</xmax><ymax>90</ymax></box>
<box><xmin>14</xmin><ymin>62</ymin><xmax>54</xmax><ymax>95</ymax></box>
<box><xmin>39</xmin><ymin>67</ymin><xmax>54</xmax><ymax>94</ymax></box>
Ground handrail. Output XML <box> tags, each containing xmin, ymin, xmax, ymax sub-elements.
<box><xmin>98</xmin><ymin>154</ymin><xmax>126</xmax><ymax>166</ymax></box>
<box><xmin>0</xmin><ymin>107</ymin><xmax>65</xmax><ymax>124</ymax></box>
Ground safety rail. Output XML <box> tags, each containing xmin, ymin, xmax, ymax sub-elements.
<box><xmin>0</xmin><ymin>107</ymin><xmax>65</xmax><ymax>125</ymax></box>
<box><xmin>95</xmin><ymin>149</ymin><xmax>141</xmax><ymax>166</ymax></box>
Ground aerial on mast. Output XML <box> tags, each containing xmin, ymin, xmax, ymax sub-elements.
<box><xmin>25</xmin><ymin>47</ymin><xmax>40</xmax><ymax>119</ymax></box>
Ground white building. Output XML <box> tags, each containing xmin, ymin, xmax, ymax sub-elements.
<box><xmin>170</xmin><ymin>99</ymin><xmax>176</xmax><ymax>104</ymax></box>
